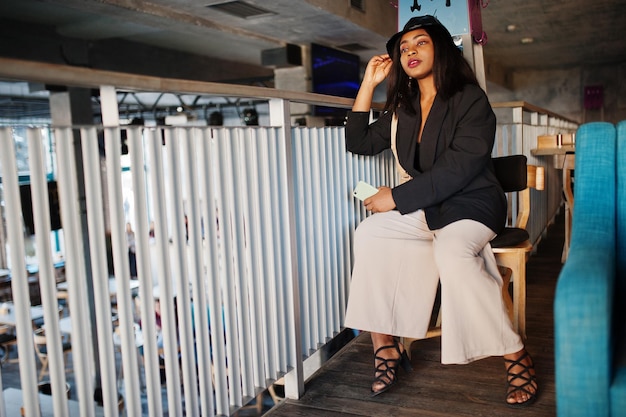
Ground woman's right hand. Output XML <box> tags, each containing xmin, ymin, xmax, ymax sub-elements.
<box><xmin>352</xmin><ymin>54</ymin><xmax>392</xmax><ymax>111</ymax></box>
<box><xmin>362</xmin><ymin>54</ymin><xmax>392</xmax><ymax>87</ymax></box>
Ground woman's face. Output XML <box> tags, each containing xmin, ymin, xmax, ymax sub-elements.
<box><xmin>398</xmin><ymin>28</ymin><xmax>434</xmax><ymax>80</ymax></box>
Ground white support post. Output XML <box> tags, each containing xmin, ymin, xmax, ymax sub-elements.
<box><xmin>100</xmin><ymin>86</ymin><xmax>120</xmax><ymax>128</ymax></box>
<box><xmin>269</xmin><ymin>98</ymin><xmax>304</xmax><ymax>399</ymax></box>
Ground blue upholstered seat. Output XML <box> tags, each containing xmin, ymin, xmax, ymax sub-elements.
<box><xmin>554</xmin><ymin>121</ymin><xmax>626</xmax><ymax>417</ymax></box>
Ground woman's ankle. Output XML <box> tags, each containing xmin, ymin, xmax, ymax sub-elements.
<box><xmin>503</xmin><ymin>347</ymin><xmax>526</xmax><ymax>361</ymax></box>
<box><xmin>371</xmin><ymin>333</ymin><xmax>394</xmax><ymax>350</ymax></box>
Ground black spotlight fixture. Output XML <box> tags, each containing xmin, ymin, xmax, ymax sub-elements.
<box><xmin>242</xmin><ymin>108</ymin><xmax>258</xmax><ymax>126</ymax></box>
<box><xmin>208</xmin><ymin>110</ymin><xmax>224</xmax><ymax>126</ymax></box>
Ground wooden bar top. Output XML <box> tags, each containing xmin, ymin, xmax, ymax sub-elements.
<box><xmin>531</xmin><ymin>146</ymin><xmax>575</xmax><ymax>156</ymax></box>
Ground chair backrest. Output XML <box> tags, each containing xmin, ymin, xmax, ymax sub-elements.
<box><xmin>492</xmin><ymin>155</ymin><xmax>545</xmax><ymax>230</ymax></box>
<box><xmin>33</xmin><ymin>328</ymin><xmax>47</xmax><ymax>358</ymax></box>
<box><xmin>0</xmin><ymin>324</ymin><xmax>17</xmax><ymax>346</ymax></box>
<box><xmin>493</xmin><ymin>155</ymin><xmax>528</xmax><ymax>193</ymax></box>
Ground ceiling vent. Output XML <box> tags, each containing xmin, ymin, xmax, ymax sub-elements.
<box><xmin>336</xmin><ymin>43</ymin><xmax>370</xmax><ymax>52</ymax></box>
<box><xmin>206</xmin><ymin>1</ymin><xmax>275</xmax><ymax>19</ymax></box>
<box><xmin>350</xmin><ymin>0</ymin><xmax>365</xmax><ymax>12</ymax></box>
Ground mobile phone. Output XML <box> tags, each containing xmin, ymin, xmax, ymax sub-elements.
<box><xmin>353</xmin><ymin>181</ymin><xmax>379</xmax><ymax>201</ymax></box>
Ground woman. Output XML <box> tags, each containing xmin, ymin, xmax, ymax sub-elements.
<box><xmin>343</xmin><ymin>15</ymin><xmax>538</xmax><ymax>407</ymax></box>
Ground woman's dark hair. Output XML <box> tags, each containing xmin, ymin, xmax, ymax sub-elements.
<box><xmin>384</xmin><ymin>22</ymin><xmax>478</xmax><ymax>113</ymax></box>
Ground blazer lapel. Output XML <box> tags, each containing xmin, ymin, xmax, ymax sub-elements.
<box><xmin>395</xmin><ymin>106</ymin><xmax>419</xmax><ymax>174</ymax></box>
<box><xmin>419</xmin><ymin>96</ymin><xmax>447</xmax><ymax>171</ymax></box>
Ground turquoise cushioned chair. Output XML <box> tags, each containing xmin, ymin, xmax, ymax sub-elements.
<box><xmin>554</xmin><ymin>121</ymin><xmax>626</xmax><ymax>417</ymax></box>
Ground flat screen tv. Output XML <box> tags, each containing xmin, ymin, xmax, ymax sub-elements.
<box><xmin>311</xmin><ymin>43</ymin><xmax>360</xmax><ymax>118</ymax></box>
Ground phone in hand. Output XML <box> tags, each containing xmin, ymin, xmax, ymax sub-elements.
<box><xmin>353</xmin><ymin>181</ymin><xmax>379</xmax><ymax>201</ymax></box>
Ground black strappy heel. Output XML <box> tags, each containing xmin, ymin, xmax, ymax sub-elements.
<box><xmin>371</xmin><ymin>339</ymin><xmax>412</xmax><ymax>397</ymax></box>
<box><xmin>505</xmin><ymin>350</ymin><xmax>538</xmax><ymax>407</ymax></box>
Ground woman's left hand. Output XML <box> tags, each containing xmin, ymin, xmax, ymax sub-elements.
<box><xmin>363</xmin><ymin>187</ymin><xmax>396</xmax><ymax>213</ymax></box>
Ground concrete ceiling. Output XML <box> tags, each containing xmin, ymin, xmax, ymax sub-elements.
<box><xmin>0</xmin><ymin>0</ymin><xmax>625</xmax><ymax>118</ymax></box>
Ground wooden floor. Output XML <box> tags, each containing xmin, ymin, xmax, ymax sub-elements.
<box><xmin>265</xmin><ymin>214</ymin><xmax>565</xmax><ymax>417</ymax></box>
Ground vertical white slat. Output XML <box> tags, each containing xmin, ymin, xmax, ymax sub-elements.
<box><xmin>309</xmin><ymin>128</ymin><xmax>320</xmax><ymax>344</ymax></box>
<box><xmin>324</xmin><ymin>129</ymin><xmax>339</xmax><ymax>330</ymax></box>
<box><xmin>240</xmin><ymin>129</ymin><xmax>269</xmax><ymax>389</ymax></box>
<box><xmin>307</xmin><ymin>130</ymin><xmax>319</xmax><ymax>347</ymax></box>
<box><xmin>126</xmin><ymin>126</ymin><xmax>163</xmax><ymax>417</ymax></box>
<box><xmin>55</xmin><ymin>127</ymin><xmax>96</xmax><ymax>417</ymax></box>
<box><xmin>27</xmin><ymin>128</ymin><xmax>70</xmax><ymax>417</ymax></box>
<box><xmin>300</xmin><ymin>129</ymin><xmax>315</xmax><ymax>350</ymax></box>
<box><xmin>102</xmin><ymin>126</ymin><xmax>142</xmax><ymax>416</ymax></box>
<box><xmin>230</xmin><ymin>129</ymin><xmax>255</xmax><ymax>399</ymax></box>
<box><xmin>369</xmin><ymin>153</ymin><xmax>377</xmax><ymax>186</ymax></box>
<box><xmin>334</xmin><ymin>128</ymin><xmax>351</xmax><ymax>325</ymax></box>
<box><xmin>318</xmin><ymin>129</ymin><xmax>334</xmax><ymax>337</ymax></box>
<box><xmin>291</xmin><ymin>129</ymin><xmax>311</xmax><ymax>352</ymax></box>
<box><xmin>378</xmin><ymin>150</ymin><xmax>388</xmax><ymax>188</ymax></box>
<box><xmin>357</xmin><ymin>154</ymin><xmax>369</xmax><ymax>221</ymax></box>
<box><xmin>79</xmin><ymin>126</ymin><xmax>118</xmax><ymax>417</ymax></box>
<box><xmin>344</xmin><ymin>137</ymin><xmax>357</xmax><ymax>280</ymax></box>
<box><xmin>145</xmin><ymin>128</ymin><xmax>183</xmax><ymax>417</ymax></box>
<box><xmin>333</xmin><ymin>127</ymin><xmax>350</xmax><ymax>330</ymax></box>
<box><xmin>196</xmin><ymin>127</ymin><xmax>229</xmax><ymax>416</ymax></box>
<box><xmin>0</xmin><ymin>127</ymin><xmax>41</xmax><ymax>417</ymax></box>
<box><xmin>271</xmin><ymin>129</ymin><xmax>291</xmax><ymax>373</ymax></box>
<box><xmin>321</xmin><ymin>128</ymin><xmax>339</xmax><ymax>332</ymax></box>
<box><xmin>256</xmin><ymin>129</ymin><xmax>281</xmax><ymax>380</ymax></box>
<box><xmin>213</xmin><ymin>129</ymin><xmax>243</xmax><ymax>406</ymax></box>
<box><xmin>310</xmin><ymin>129</ymin><xmax>327</xmax><ymax>345</ymax></box>
<box><xmin>164</xmin><ymin>128</ymin><xmax>200</xmax><ymax>417</ymax></box>
<box><xmin>377</xmin><ymin>149</ymin><xmax>385</xmax><ymax>187</ymax></box>
<box><xmin>314</xmin><ymin>129</ymin><xmax>327</xmax><ymax>345</ymax></box>
<box><xmin>180</xmin><ymin>127</ymin><xmax>214</xmax><ymax>416</ymax></box>
<box><xmin>368</xmin><ymin>153</ymin><xmax>377</xmax><ymax>185</ymax></box>
<box><xmin>318</xmin><ymin>128</ymin><xmax>332</xmax><ymax>338</ymax></box>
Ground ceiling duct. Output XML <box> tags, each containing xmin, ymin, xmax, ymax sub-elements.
<box><xmin>206</xmin><ymin>1</ymin><xmax>276</xmax><ymax>19</ymax></box>
<box><xmin>336</xmin><ymin>43</ymin><xmax>370</xmax><ymax>52</ymax></box>
<box><xmin>261</xmin><ymin>44</ymin><xmax>302</xmax><ymax>68</ymax></box>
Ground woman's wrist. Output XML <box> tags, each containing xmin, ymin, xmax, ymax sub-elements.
<box><xmin>360</xmin><ymin>79</ymin><xmax>379</xmax><ymax>91</ymax></box>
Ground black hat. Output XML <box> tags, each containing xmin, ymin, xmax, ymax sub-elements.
<box><xmin>386</xmin><ymin>15</ymin><xmax>442</xmax><ymax>56</ymax></box>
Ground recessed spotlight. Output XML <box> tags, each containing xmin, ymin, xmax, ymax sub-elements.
<box><xmin>506</xmin><ymin>24</ymin><xmax>517</xmax><ymax>32</ymax></box>
<box><xmin>520</xmin><ymin>37</ymin><xmax>534</xmax><ymax>44</ymax></box>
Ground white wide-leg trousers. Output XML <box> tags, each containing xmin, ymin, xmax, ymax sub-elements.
<box><xmin>344</xmin><ymin>209</ymin><xmax>523</xmax><ymax>364</ymax></box>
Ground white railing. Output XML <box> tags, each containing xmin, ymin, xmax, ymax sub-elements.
<box><xmin>0</xmin><ymin>57</ymin><xmax>399</xmax><ymax>416</ymax></box>
<box><xmin>0</xmin><ymin>123</ymin><xmax>396</xmax><ymax>416</ymax></box>
<box><xmin>492</xmin><ymin>101</ymin><xmax>578</xmax><ymax>245</ymax></box>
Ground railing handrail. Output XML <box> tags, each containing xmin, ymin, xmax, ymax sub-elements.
<box><xmin>0</xmin><ymin>57</ymin><xmax>579</xmax><ymax>123</ymax></box>
<box><xmin>491</xmin><ymin>100</ymin><xmax>578</xmax><ymax>124</ymax></box>
<box><xmin>0</xmin><ymin>57</ymin><xmax>359</xmax><ymax>109</ymax></box>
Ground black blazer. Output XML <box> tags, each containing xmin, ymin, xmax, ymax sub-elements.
<box><xmin>346</xmin><ymin>84</ymin><xmax>506</xmax><ymax>234</ymax></box>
